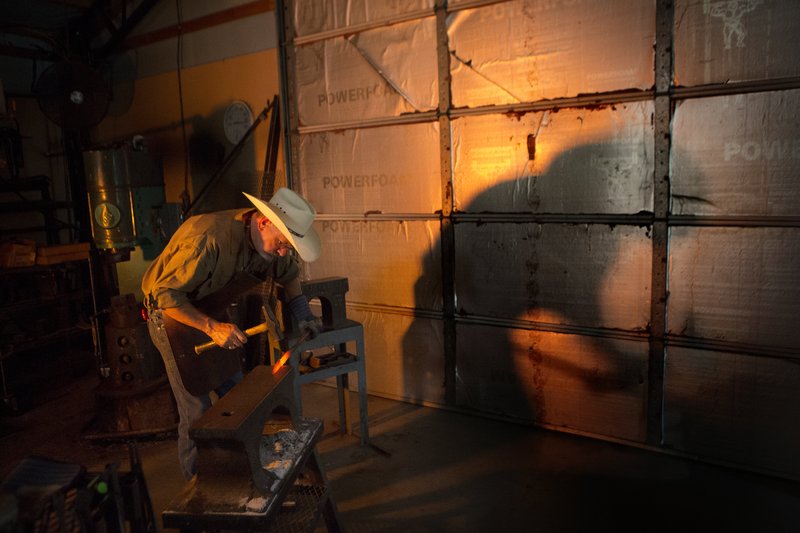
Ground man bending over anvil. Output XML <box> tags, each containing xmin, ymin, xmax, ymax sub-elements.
<box><xmin>142</xmin><ymin>188</ymin><xmax>322</xmax><ymax>480</ymax></box>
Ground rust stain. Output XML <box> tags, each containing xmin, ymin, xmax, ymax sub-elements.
<box><xmin>526</xmin><ymin>333</ymin><xmax>547</xmax><ymax>421</ymax></box>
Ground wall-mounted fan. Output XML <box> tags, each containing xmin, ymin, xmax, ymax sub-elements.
<box><xmin>33</xmin><ymin>60</ymin><xmax>111</xmax><ymax>129</ymax></box>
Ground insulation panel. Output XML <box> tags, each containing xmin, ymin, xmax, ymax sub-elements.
<box><xmin>674</xmin><ymin>0</ymin><xmax>800</xmax><ymax>86</ymax></box>
<box><xmin>672</xmin><ymin>90</ymin><xmax>800</xmax><ymax>216</ymax></box>
<box><xmin>668</xmin><ymin>227</ymin><xmax>800</xmax><ymax>350</ymax></box>
<box><xmin>293</xmin><ymin>0</ymin><xmax>433</xmax><ymax>37</ymax></box>
<box><xmin>303</xmin><ymin>220</ymin><xmax>442</xmax><ymax>311</ymax></box>
<box><xmin>295</xmin><ymin>17</ymin><xmax>438</xmax><ymax>126</ymax></box>
<box><xmin>456</xmin><ymin>324</ymin><xmax>648</xmax><ymax>441</ymax></box>
<box><xmin>455</xmin><ymin>223</ymin><xmax>652</xmax><ymax>331</ymax></box>
<box><xmin>297</xmin><ymin>122</ymin><xmax>441</xmax><ymax>214</ymax></box>
<box><xmin>452</xmin><ymin>103</ymin><xmax>655</xmax><ymax>214</ymax></box>
<box><xmin>350</xmin><ymin>307</ymin><xmax>446</xmax><ymax>405</ymax></box>
<box><xmin>664</xmin><ymin>346</ymin><xmax>800</xmax><ymax>477</ymax></box>
<box><xmin>447</xmin><ymin>0</ymin><xmax>655</xmax><ymax>107</ymax></box>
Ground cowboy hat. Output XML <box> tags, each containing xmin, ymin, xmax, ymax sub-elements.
<box><xmin>243</xmin><ymin>188</ymin><xmax>321</xmax><ymax>262</ymax></box>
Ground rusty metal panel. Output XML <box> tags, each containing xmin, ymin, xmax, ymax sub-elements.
<box><xmin>296</xmin><ymin>122</ymin><xmax>441</xmax><ymax>214</ymax></box>
<box><xmin>451</xmin><ymin>103</ymin><xmax>655</xmax><ymax>214</ymax></box>
<box><xmin>456</xmin><ymin>324</ymin><xmax>648</xmax><ymax>441</ymax></box>
<box><xmin>455</xmin><ymin>223</ymin><xmax>652</xmax><ymax>331</ymax></box>
<box><xmin>293</xmin><ymin>0</ymin><xmax>433</xmax><ymax>37</ymax></box>
<box><xmin>672</xmin><ymin>91</ymin><xmax>800</xmax><ymax>216</ymax></box>
<box><xmin>295</xmin><ymin>17</ymin><xmax>438</xmax><ymax>126</ymax></box>
<box><xmin>447</xmin><ymin>0</ymin><xmax>656</xmax><ymax>108</ymax></box>
<box><xmin>668</xmin><ymin>227</ymin><xmax>800</xmax><ymax>350</ymax></box>
<box><xmin>674</xmin><ymin>0</ymin><xmax>800</xmax><ymax>86</ymax></box>
<box><xmin>664</xmin><ymin>346</ymin><xmax>800</xmax><ymax>476</ymax></box>
<box><xmin>303</xmin><ymin>220</ymin><xmax>442</xmax><ymax>311</ymax></box>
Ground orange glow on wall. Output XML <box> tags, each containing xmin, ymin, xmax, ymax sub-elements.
<box><xmin>95</xmin><ymin>50</ymin><xmax>283</xmax><ymax>203</ymax></box>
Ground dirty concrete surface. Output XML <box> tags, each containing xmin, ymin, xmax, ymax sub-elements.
<box><xmin>2</xmin><ymin>373</ymin><xmax>799</xmax><ymax>532</ymax></box>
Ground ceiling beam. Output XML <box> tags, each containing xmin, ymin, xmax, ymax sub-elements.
<box><xmin>120</xmin><ymin>0</ymin><xmax>275</xmax><ymax>51</ymax></box>
<box><xmin>95</xmin><ymin>0</ymin><xmax>161</xmax><ymax>58</ymax></box>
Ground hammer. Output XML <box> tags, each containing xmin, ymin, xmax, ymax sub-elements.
<box><xmin>193</xmin><ymin>321</ymin><xmax>269</xmax><ymax>355</ymax></box>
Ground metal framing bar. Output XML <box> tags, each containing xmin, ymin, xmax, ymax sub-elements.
<box><xmin>297</xmin><ymin>111</ymin><xmax>437</xmax><ymax>135</ymax></box>
<box><xmin>435</xmin><ymin>0</ymin><xmax>457</xmax><ymax>407</ymax></box>
<box><xmin>669</xmin><ymin>215</ymin><xmax>800</xmax><ymax>228</ymax></box>
<box><xmin>95</xmin><ymin>0</ymin><xmax>161</xmax><ymax>57</ymax></box>
<box><xmin>646</xmin><ymin>0</ymin><xmax>674</xmax><ymax>447</ymax></box>
<box><xmin>454</xmin><ymin>213</ymin><xmax>655</xmax><ymax>225</ymax></box>
<box><xmin>275</xmin><ymin>0</ymin><xmax>302</xmax><ymax>189</ymax></box>
<box><xmin>276</xmin><ymin>0</ymin><xmax>296</xmax><ymax>188</ymax></box>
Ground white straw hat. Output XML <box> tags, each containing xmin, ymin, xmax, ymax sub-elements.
<box><xmin>243</xmin><ymin>188</ymin><xmax>321</xmax><ymax>262</ymax></box>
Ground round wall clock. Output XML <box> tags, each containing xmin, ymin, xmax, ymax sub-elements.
<box><xmin>223</xmin><ymin>100</ymin><xmax>254</xmax><ymax>145</ymax></box>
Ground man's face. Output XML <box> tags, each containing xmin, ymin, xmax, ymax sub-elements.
<box><xmin>254</xmin><ymin>216</ymin><xmax>295</xmax><ymax>258</ymax></box>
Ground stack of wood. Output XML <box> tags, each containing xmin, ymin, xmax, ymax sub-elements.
<box><xmin>36</xmin><ymin>242</ymin><xmax>90</xmax><ymax>265</ymax></box>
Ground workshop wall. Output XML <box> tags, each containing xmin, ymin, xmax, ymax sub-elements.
<box><xmin>281</xmin><ymin>0</ymin><xmax>800</xmax><ymax>479</ymax></box>
<box><xmin>94</xmin><ymin>1</ymin><xmax>283</xmax><ymax>297</ymax></box>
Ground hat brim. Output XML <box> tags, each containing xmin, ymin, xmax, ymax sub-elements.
<box><xmin>243</xmin><ymin>192</ymin><xmax>321</xmax><ymax>262</ymax></box>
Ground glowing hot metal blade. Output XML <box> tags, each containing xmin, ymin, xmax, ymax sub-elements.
<box><xmin>271</xmin><ymin>330</ymin><xmax>313</xmax><ymax>374</ymax></box>
<box><xmin>271</xmin><ymin>350</ymin><xmax>291</xmax><ymax>374</ymax></box>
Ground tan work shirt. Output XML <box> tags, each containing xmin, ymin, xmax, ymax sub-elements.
<box><xmin>141</xmin><ymin>208</ymin><xmax>299</xmax><ymax>310</ymax></box>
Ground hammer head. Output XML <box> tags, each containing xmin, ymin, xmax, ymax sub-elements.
<box><xmin>263</xmin><ymin>304</ymin><xmax>284</xmax><ymax>341</ymax></box>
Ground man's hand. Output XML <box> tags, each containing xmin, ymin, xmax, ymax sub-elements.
<box><xmin>163</xmin><ymin>304</ymin><xmax>247</xmax><ymax>349</ymax></box>
<box><xmin>288</xmin><ymin>295</ymin><xmax>322</xmax><ymax>339</ymax></box>
<box><xmin>207</xmin><ymin>320</ymin><xmax>248</xmax><ymax>349</ymax></box>
<box><xmin>298</xmin><ymin>317</ymin><xmax>323</xmax><ymax>339</ymax></box>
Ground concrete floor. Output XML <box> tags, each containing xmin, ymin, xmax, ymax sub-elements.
<box><xmin>2</xmin><ymin>372</ymin><xmax>800</xmax><ymax>532</ymax></box>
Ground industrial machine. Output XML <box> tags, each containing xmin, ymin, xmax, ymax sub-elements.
<box><xmin>82</xmin><ymin>140</ymin><xmax>180</xmax><ymax>438</ymax></box>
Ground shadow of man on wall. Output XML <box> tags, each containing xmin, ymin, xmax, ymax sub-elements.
<box><xmin>403</xmin><ymin>140</ymin><xmax>655</xmax><ymax>439</ymax></box>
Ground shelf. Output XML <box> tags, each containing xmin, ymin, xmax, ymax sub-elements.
<box><xmin>0</xmin><ymin>288</ymin><xmax>91</xmax><ymax>314</ymax></box>
<box><xmin>0</xmin><ymin>257</ymin><xmax>88</xmax><ymax>275</ymax></box>
<box><xmin>0</xmin><ymin>200</ymin><xmax>74</xmax><ymax>214</ymax></box>
<box><xmin>0</xmin><ymin>259</ymin><xmax>93</xmax><ymax>361</ymax></box>
<box><xmin>0</xmin><ymin>176</ymin><xmax>50</xmax><ymax>193</ymax></box>
<box><xmin>1</xmin><ymin>325</ymin><xmax>90</xmax><ymax>360</ymax></box>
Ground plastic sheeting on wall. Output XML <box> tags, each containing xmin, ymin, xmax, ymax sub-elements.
<box><xmin>447</xmin><ymin>0</ymin><xmax>656</xmax><ymax>107</ymax></box>
<box><xmin>285</xmin><ymin>0</ymin><xmax>800</xmax><ymax>479</ymax></box>
<box><xmin>293</xmin><ymin>0</ymin><xmax>433</xmax><ymax>37</ymax></box>
<box><xmin>303</xmin><ymin>219</ymin><xmax>442</xmax><ymax>311</ymax></box>
<box><xmin>295</xmin><ymin>17</ymin><xmax>438</xmax><ymax>126</ymax></box>
<box><xmin>668</xmin><ymin>226</ymin><xmax>800</xmax><ymax>350</ymax></box>
<box><xmin>671</xmin><ymin>90</ymin><xmax>800</xmax><ymax>216</ymax></box>
<box><xmin>297</xmin><ymin>122</ymin><xmax>441</xmax><ymax>214</ymax></box>
<box><xmin>674</xmin><ymin>0</ymin><xmax>800</xmax><ymax>86</ymax></box>
<box><xmin>455</xmin><ymin>223</ymin><xmax>652</xmax><ymax>331</ymax></box>
<box><xmin>456</xmin><ymin>323</ymin><xmax>648</xmax><ymax>441</ymax></box>
<box><xmin>664</xmin><ymin>346</ymin><xmax>800</xmax><ymax>477</ymax></box>
<box><xmin>350</xmin><ymin>307</ymin><xmax>446</xmax><ymax>405</ymax></box>
<box><xmin>451</xmin><ymin>102</ymin><xmax>655</xmax><ymax>214</ymax></box>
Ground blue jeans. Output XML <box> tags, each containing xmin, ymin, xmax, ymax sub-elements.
<box><xmin>147</xmin><ymin>309</ymin><xmax>242</xmax><ymax>480</ymax></box>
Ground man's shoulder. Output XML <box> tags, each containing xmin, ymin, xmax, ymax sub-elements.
<box><xmin>182</xmin><ymin>209</ymin><xmax>247</xmax><ymax>231</ymax></box>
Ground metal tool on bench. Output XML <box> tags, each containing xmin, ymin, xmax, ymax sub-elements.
<box><xmin>276</xmin><ymin>277</ymin><xmax>370</xmax><ymax>446</ymax></box>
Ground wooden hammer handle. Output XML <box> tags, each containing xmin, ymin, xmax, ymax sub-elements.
<box><xmin>194</xmin><ymin>322</ymin><xmax>269</xmax><ymax>355</ymax></box>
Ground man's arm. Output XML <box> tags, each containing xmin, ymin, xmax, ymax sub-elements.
<box><xmin>163</xmin><ymin>303</ymin><xmax>248</xmax><ymax>349</ymax></box>
<box><xmin>283</xmin><ymin>276</ymin><xmax>303</xmax><ymax>301</ymax></box>
<box><xmin>282</xmin><ymin>275</ymin><xmax>323</xmax><ymax>337</ymax></box>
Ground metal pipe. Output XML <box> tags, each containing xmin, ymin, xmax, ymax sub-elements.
<box><xmin>275</xmin><ymin>0</ymin><xmax>295</xmax><ymax>189</ymax></box>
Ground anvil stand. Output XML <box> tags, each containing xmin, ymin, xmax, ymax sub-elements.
<box><xmin>161</xmin><ymin>366</ymin><xmax>342</xmax><ymax>532</ymax></box>
<box><xmin>278</xmin><ymin>277</ymin><xmax>369</xmax><ymax>446</ymax></box>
